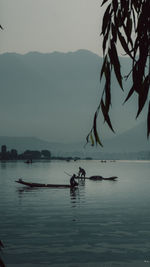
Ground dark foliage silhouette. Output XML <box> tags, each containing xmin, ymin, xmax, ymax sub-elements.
<box><xmin>0</xmin><ymin>240</ymin><xmax>5</xmax><ymax>267</ymax></box>
<box><xmin>87</xmin><ymin>0</ymin><xmax>150</xmax><ymax>146</ymax></box>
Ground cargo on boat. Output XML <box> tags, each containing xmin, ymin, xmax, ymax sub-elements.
<box><xmin>75</xmin><ymin>175</ymin><xmax>118</xmax><ymax>180</ymax></box>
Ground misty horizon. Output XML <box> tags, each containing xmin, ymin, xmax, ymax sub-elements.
<box><xmin>0</xmin><ymin>50</ymin><xmax>146</xmax><ymax>145</ymax></box>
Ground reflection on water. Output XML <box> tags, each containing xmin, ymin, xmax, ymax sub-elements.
<box><xmin>0</xmin><ymin>160</ymin><xmax>150</xmax><ymax>266</ymax></box>
<box><xmin>70</xmin><ymin>187</ymin><xmax>79</xmax><ymax>203</ymax></box>
<box><xmin>70</xmin><ymin>183</ymin><xmax>85</xmax><ymax>209</ymax></box>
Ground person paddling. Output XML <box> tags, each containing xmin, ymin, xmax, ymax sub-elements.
<box><xmin>78</xmin><ymin>167</ymin><xmax>86</xmax><ymax>178</ymax></box>
<box><xmin>70</xmin><ymin>174</ymin><xmax>78</xmax><ymax>187</ymax></box>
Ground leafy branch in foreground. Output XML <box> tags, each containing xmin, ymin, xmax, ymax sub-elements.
<box><xmin>0</xmin><ymin>240</ymin><xmax>5</xmax><ymax>267</ymax></box>
<box><xmin>87</xmin><ymin>0</ymin><xmax>150</xmax><ymax>146</ymax></box>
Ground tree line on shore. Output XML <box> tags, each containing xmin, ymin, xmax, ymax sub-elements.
<box><xmin>0</xmin><ymin>145</ymin><xmax>51</xmax><ymax>161</ymax></box>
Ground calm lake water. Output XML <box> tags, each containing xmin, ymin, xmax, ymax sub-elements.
<box><xmin>0</xmin><ymin>160</ymin><xmax>150</xmax><ymax>267</ymax></box>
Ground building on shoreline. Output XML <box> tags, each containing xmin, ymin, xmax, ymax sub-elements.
<box><xmin>0</xmin><ymin>145</ymin><xmax>51</xmax><ymax>160</ymax></box>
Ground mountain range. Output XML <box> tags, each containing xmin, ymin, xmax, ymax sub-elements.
<box><xmin>0</xmin><ymin>49</ymin><xmax>149</xmax><ymax>156</ymax></box>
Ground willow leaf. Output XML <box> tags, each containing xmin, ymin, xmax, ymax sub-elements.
<box><xmin>101</xmin><ymin>99</ymin><xmax>115</xmax><ymax>132</ymax></box>
<box><xmin>101</xmin><ymin>4</ymin><xmax>111</xmax><ymax>35</ymax></box>
<box><xmin>117</xmin><ymin>30</ymin><xmax>133</xmax><ymax>59</ymax></box>
<box><xmin>136</xmin><ymin>76</ymin><xmax>150</xmax><ymax>118</ymax></box>
<box><xmin>104</xmin><ymin>82</ymin><xmax>111</xmax><ymax>113</ymax></box>
<box><xmin>0</xmin><ymin>257</ymin><xmax>5</xmax><ymax>267</ymax></box>
<box><xmin>111</xmin><ymin>23</ymin><xmax>117</xmax><ymax>43</ymax></box>
<box><xmin>123</xmin><ymin>20</ymin><xmax>133</xmax><ymax>46</ymax></box>
<box><xmin>101</xmin><ymin>0</ymin><xmax>110</xmax><ymax>7</ymax></box>
<box><xmin>93</xmin><ymin>111</ymin><xmax>103</xmax><ymax>147</ymax></box>
<box><xmin>86</xmin><ymin>133</ymin><xmax>90</xmax><ymax>144</ymax></box>
<box><xmin>147</xmin><ymin>101</ymin><xmax>150</xmax><ymax>138</ymax></box>
<box><xmin>102</xmin><ymin>21</ymin><xmax>110</xmax><ymax>53</ymax></box>
<box><xmin>90</xmin><ymin>133</ymin><xmax>95</xmax><ymax>146</ymax></box>
<box><xmin>123</xmin><ymin>86</ymin><xmax>135</xmax><ymax>104</ymax></box>
<box><xmin>127</xmin><ymin>17</ymin><xmax>132</xmax><ymax>39</ymax></box>
<box><xmin>100</xmin><ymin>56</ymin><xmax>107</xmax><ymax>80</ymax></box>
<box><xmin>132</xmin><ymin>62</ymin><xmax>141</xmax><ymax>93</ymax></box>
<box><xmin>112</xmin><ymin>0</ymin><xmax>118</xmax><ymax>12</ymax></box>
<box><xmin>109</xmin><ymin>41</ymin><xmax>123</xmax><ymax>90</ymax></box>
<box><xmin>95</xmin><ymin>132</ymin><xmax>103</xmax><ymax>147</ymax></box>
<box><xmin>104</xmin><ymin>62</ymin><xmax>111</xmax><ymax>112</ymax></box>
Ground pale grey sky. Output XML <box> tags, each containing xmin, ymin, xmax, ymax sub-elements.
<box><xmin>1</xmin><ymin>0</ymin><xmax>144</xmax><ymax>145</ymax></box>
<box><xmin>1</xmin><ymin>0</ymin><xmax>104</xmax><ymax>55</ymax></box>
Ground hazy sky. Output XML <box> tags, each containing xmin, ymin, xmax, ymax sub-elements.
<box><xmin>1</xmin><ymin>1</ymin><xmax>146</xmax><ymax>145</ymax></box>
<box><xmin>1</xmin><ymin>0</ymin><xmax>104</xmax><ymax>55</ymax></box>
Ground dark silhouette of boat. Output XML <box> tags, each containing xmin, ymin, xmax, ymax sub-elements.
<box><xmin>15</xmin><ymin>179</ymin><xmax>78</xmax><ymax>188</ymax></box>
<box><xmin>75</xmin><ymin>175</ymin><xmax>118</xmax><ymax>181</ymax></box>
<box><xmin>24</xmin><ymin>159</ymin><xmax>32</xmax><ymax>164</ymax></box>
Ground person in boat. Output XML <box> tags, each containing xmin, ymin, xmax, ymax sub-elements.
<box><xmin>78</xmin><ymin>167</ymin><xmax>86</xmax><ymax>178</ymax></box>
<box><xmin>70</xmin><ymin>174</ymin><xmax>78</xmax><ymax>187</ymax></box>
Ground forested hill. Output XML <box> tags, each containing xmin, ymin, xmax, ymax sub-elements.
<box><xmin>0</xmin><ymin>50</ymin><xmax>147</xmax><ymax>148</ymax></box>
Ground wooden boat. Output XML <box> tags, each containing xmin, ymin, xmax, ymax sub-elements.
<box><xmin>15</xmin><ymin>179</ymin><xmax>78</xmax><ymax>188</ymax></box>
<box><xmin>75</xmin><ymin>175</ymin><xmax>118</xmax><ymax>181</ymax></box>
<box><xmin>24</xmin><ymin>160</ymin><xmax>32</xmax><ymax>164</ymax></box>
<box><xmin>90</xmin><ymin>176</ymin><xmax>117</xmax><ymax>180</ymax></box>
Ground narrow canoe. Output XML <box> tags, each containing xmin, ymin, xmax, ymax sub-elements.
<box><xmin>15</xmin><ymin>179</ymin><xmax>78</xmax><ymax>188</ymax></box>
<box><xmin>75</xmin><ymin>176</ymin><xmax>118</xmax><ymax>180</ymax></box>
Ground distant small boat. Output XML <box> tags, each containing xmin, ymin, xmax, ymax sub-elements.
<box><xmin>25</xmin><ymin>160</ymin><xmax>32</xmax><ymax>164</ymax></box>
<box><xmin>15</xmin><ymin>179</ymin><xmax>78</xmax><ymax>188</ymax></box>
<box><xmin>75</xmin><ymin>176</ymin><xmax>118</xmax><ymax>181</ymax></box>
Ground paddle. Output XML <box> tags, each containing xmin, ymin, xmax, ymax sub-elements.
<box><xmin>64</xmin><ymin>171</ymin><xmax>79</xmax><ymax>178</ymax></box>
<box><xmin>64</xmin><ymin>171</ymin><xmax>72</xmax><ymax>177</ymax></box>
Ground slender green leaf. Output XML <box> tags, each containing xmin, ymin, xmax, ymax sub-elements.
<box><xmin>103</xmin><ymin>61</ymin><xmax>111</xmax><ymax>112</ymax></box>
<box><xmin>93</xmin><ymin>111</ymin><xmax>103</xmax><ymax>147</ymax></box>
<box><xmin>90</xmin><ymin>133</ymin><xmax>95</xmax><ymax>146</ymax></box>
<box><xmin>123</xmin><ymin>20</ymin><xmax>133</xmax><ymax>46</ymax></box>
<box><xmin>101</xmin><ymin>99</ymin><xmax>115</xmax><ymax>132</ymax></box>
<box><xmin>136</xmin><ymin>76</ymin><xmax>150</xmax><ymax>118</ymax></box>
<box><xmin>111</xmin><ymin>23</ymin><xmax>117</xmax><ymax>43</ymax></box>
<box><xmin>127</xmin><ymin>17</ymin><xmax>132</xmax><ymax>39</ymax></box>
<box><xmin>95</xmin><ymin>129</ymin><xmax>103</xmax><ymax>147</ymax></box>
<box><xmin>86</xmin><ymin>133</ymin><xmax>90</xmax><ymax>144</ymax></box>
<box><xmin>117</xmin><ymin>30</ymin><xmax>133</xmax><ymax>58</ymax></box>
<box><xmin>102</xmin><ymin>21</ymin><xmax>110</xmax><ymax>53</ymax></box>
<box><xmin>123</xmin><ymin>86</ymin><xmax>135</xmax><ymax>104</ymax></box>
<box><xmin>109</xmin><ymin>41</ymin><xmax>123</xmax><ymax>90</ymax></box>
<box><xmin>0</xmin><ymin>257</ymin><xmax>5</xmax><ymax>267</ymax></box>
<box><xmin>114</xmin><ymin>10</ymin><xmax>123</xmax><ymax>28</ymax></box>
<box><xmin>112</xmin><ymin>0</ymin><xmax>118</xmax><ymax>12</ymax></box>
<box><xmin>132</xmin><ymin>62</ymin><xmax>142</xmax><ymax>94</ymax></box>
<box><xmin>101</xmin><ymin>4</ymin><xmax>111</xmax><ymax>35</ymax></box>
<box><xmin>101</xmin><ymin>0</ymin><xmax>110</xmax><ymax>7</ymax></box>
<box><xmin>100</xmin><ymin>56</ymin><xmax>107</xmax><ymax>80</ymax></box>
<box><xmin>147</xmin><ymin>101</ymin><xmax>150</xmax><ymax>138</ymax></box>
